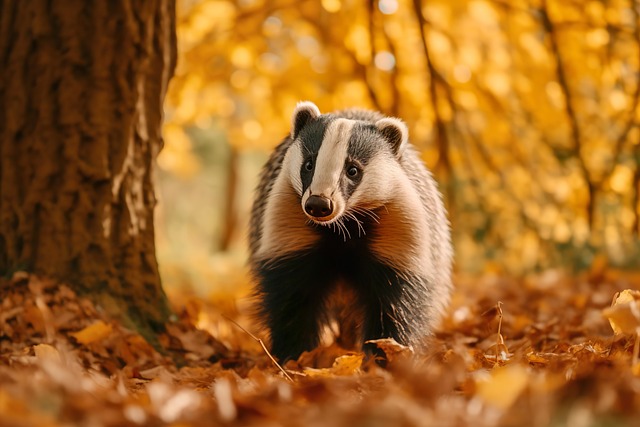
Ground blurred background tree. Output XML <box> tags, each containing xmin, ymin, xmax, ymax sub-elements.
<box><xmin>158</xmin><ymin>0</ymin><xmax>640</xmax><ymax>295</ymax></box>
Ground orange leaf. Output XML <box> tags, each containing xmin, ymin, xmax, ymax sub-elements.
<box><xmin>71</xmin><ymin>320</ymin><xmax>113</xmax><ymax>344</ymax></box>
<box><xmin>304</xmin><ymin>354</ymin><xmax>364</xmax><ymax>377</ymax></box>
<box><xmin>476</xmin><ymin>364</ymin><xmax>530</xmax><ymax>410</ymax></box>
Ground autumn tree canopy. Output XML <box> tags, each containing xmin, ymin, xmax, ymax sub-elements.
<box><xmin>162</xmin><ymin>0</ymin><xmax>640</xmax><ymax>274</ymax></box>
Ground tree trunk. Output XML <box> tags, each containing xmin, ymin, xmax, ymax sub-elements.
<box><xmin>219</xmin><ymin>145</ymin><xmax>239</xmax><ymax>252</ymax></box>
<box><xmin>0</xmin><ymin>0</ymin><xmax>176</xmax><ymax>338</ymax></box>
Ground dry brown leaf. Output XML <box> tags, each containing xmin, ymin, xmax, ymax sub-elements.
<box><xmin>23</xmin><ymin>302</ymin><xmax>46</xmax><ymax>333</ymax></box>
<box><xmin>297</xmin><ymin>343</ymin><xmax>351</xmax><ymax>369</ymax></box>
<box><xmin>6</xmin><ymin>268</ymin><xmax>640</xmax><ymax>425</ymax></box>
<box><xmin>365</xmin><ymin>338</ymin><xmax>414</xmax><ymax>363</ymax></box>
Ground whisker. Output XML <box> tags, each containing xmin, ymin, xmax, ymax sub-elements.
<box><xmin>345</xmin><ymin>213</ymin><xmax>359</xmax><ymax>237</ymax></box>
<box><xmin>338</xmin><ymin>218</ymin><xmax>350</xmax><ymax>241</ymax></box>
<box><xmin>332</xmin><ymin>221</ymin><xmax>345</xmax><ymax>241</ymax></box>
<box><xmin>345</xmin><ymin>211</ymin><xmax>365</xmax><ymax>237</ymax></box>
<box><xmin>351</xmin><ymin>206</ymin><xmax>371</xmax><ymax>218</ymax></box>
<box><xmin>351</xmin><ymin>206</ymin><xmax>380</xmax><ymax>224</ymax></box>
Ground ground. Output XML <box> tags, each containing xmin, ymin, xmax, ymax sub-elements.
<box><xmin>1</xmin><ymin>267</ymin><xmax>640</xmax><ymax>426</ymax></box>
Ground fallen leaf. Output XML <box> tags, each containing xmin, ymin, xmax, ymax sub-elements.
<box><xmin>365</xmin><ymin>338</ymin><xmax>414</xmax><ymax>363</ymax></box>
<box><xmin>297</xmin><ymin>343</ymin><xmax>351</xmax><ymax>368</ymax></box>
<box><xmin>34</xmin><ymin>343</ymin><xmax>61</xmax><ymax>363</ymax></box>
<box><xmin>603</xmin><ymin>290</ymin><xmax>640</xmax><ymax>335</ymax></box>
<box><xmin>330</xmin><ymin>354</ymin><xmax>364</xmax><ymax>375</ymax></box>
<box><xmin>304</xmin><ymin>354</ymin><xmax>364</xmax><ymax>377</ymax></box>
<box><xmin>213</xmin><ymin>378</ymin><xmax>237</xmax><ymax>422</ymax></box>
<box><xmin>71</xmin><ymin>320</ymin><xmax>113</xmax><ymax>344</ymax></box>
<box><xmin>476</xmin><ymin>364</ymin><xmax>530</xmax><ymax>410</ymax></box>
<box><xmin>23</xmin><ymin>302</ymin><xmax>46</xmax><ymax>334</ymax></box>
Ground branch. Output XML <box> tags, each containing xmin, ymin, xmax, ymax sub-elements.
<box><xmin>302</xmin><ymin>6</ymin><xmax>383</xmax><ymax>112</ymax></box>
<box><xmin>364</xmin><ymin>0</ymin><xmax>384</xmax><ymax>112</ymax></box>
<box><xmin>453</xmin><ymin>124</ymin><xmax>531</xmax><ymax>250</ymax></box>
<box><xmin>634</xmin><ymin>144</ymin><xmax>640</xmax><ymax>236</ymax></box>
<box><xmin>411</xmin><ymin>0</ymin><xmax>451</xmax><ymax>180</ymax></box>
<box><xmin>601</xmin><ymin>5</ymin><xmax>640</xmax><ymax>186</ymax></box>
<box><xmin>234</xmin><ymin>0</ymin><xmax>310</xmax><ymax>22</ymax></box>
<box><xmin>382</xmin><ymin>18</ymin><xmax>401</xmax><ymax>116</ymax></box>
<box><xmin>539</xmin><ymin>0</ymin><xmax>596</xmax><ymax>228</ymax></box>
<box><xmin>458</xmin><ymin>111</ymin><xmax>564</xmax><ymax>237</ymax></box>
<box><xmin>224</xmin><ymin>316</ymin><xmax>293</xmax><ymax>382</ymax></box>
<box><xmin>367</xmin><ymin>0</ymin><xmax>401</xmax><ymax>115</ymax></box>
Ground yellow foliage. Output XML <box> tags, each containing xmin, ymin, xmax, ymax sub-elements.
<box><xmin>160</xmin><ymin>0</ymin><xmax>640</xmax><ymax>274</ymax></box>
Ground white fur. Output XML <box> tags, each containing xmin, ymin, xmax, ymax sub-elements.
<box><xmin>349</xmin><ymin>153</ymin><xmax>431</xmax><ymax>275</ymax></box>
<box><xmin>256</xmin><ymin>142</ymin><xmax>319</xmax><ymax>260</ymax></box>
<box><xmin>285</xmin><ymin>142</ymin><xmax>304</xmax><ymax>196</ymax></box>
<box><xmin>300</xmin><ymin>119</ymin><xmax>355</xmax><ymax>223</ymax></box>
<box><xmin>348</xmin><ymin>153</ymin><xmax>399</xmax><ymax>210</ymax></box>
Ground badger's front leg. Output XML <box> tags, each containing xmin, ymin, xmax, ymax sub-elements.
<box><xmin>357</xmin><ymin>263</ymin><xmax>432</xmax><ymax>357</ymax></box>
<box><xmin>255</xmin><ymin>255</ymin><xmax>333</xmax><ymax>362</ymax></box>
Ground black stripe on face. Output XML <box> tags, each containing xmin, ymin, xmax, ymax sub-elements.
<box><xmin>298</xmin><ymin>117</ymin><xmax>330</xmax><ymax>194</ymax></box>
<box><xmin>347</xmin><ymin>123</ymin><xmax>380</xmax><ymax>163</ymax></box>
<box><xmin>340</xmin><ymin>123</ymin><xmax>383</xmax><ymax>199</ymax></box>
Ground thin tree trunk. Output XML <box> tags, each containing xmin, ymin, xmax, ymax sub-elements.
<box><xmin>0</xmin><ymin>0</ymin><xmax>176</xmax><ymax>336</ymax></box>
<box><xmin>220</xmin><ymin>145</ymin><xmax>239</xmax><ymax>252</ymax></box>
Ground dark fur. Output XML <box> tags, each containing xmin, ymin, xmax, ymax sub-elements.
<box><xmin>254</xmin><ymin>218</ymin><xmax>434</xmax><ymax>361</ymax></box>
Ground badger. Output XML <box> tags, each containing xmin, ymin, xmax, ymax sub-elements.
<box><xmin>249</xmin><ymin>101</ymin><xmax>453</xmax><ymax>362</ymax></box>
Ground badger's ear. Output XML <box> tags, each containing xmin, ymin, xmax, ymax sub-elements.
<box><xmin>291</xmin><ymin>101</ymin><xmax>321</xmax><ymax>139</ymax></box>
<box><xmin>375</xmin><ymin>117</ymin><xmax>408</xmax><ymax>156</ymax></box>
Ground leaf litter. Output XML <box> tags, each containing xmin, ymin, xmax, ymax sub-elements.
<box><xmin>2</xmin><ymin>268</ymin><xmax>640</xmax><ymax>426</ymax></box>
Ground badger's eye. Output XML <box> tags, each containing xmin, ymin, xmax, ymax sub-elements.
<box><xmin>304</xmin><ymin>159</ymin><xmax>313</xmax><ymax>171</ymax></box>
<box><xmin>346</xmin><ymin>165</ymin><xmax>359</xmax><ymax>177</ymax></box>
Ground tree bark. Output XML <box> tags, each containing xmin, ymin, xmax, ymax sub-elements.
<box><xmin>0</xmin><ymin>0</ymin><xmax>176</xmax><ymax>337</ymax></box>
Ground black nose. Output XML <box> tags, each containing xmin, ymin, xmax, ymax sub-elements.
<box><xmin>304</xmin><ymin>195</ymin><xmax>333</xmax><ymax>218</ymax></box>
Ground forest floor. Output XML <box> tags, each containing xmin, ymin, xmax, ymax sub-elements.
<box><xmin>2</xmin><ymin>266</ymin><xmax>640</xmax><ymax>427</ymax></box>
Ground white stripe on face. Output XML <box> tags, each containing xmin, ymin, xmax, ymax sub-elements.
<box><xmin>308</xmin><ymin>119</ymin><xmax>355</xmax><ymax>197</ymax></box>
<box><xmin>285</xmin><ymin>142</ymin><xmax>304</xmax><ymax>196</ymax></box>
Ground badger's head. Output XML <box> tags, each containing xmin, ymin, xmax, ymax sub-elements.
<box><xmin>285</xmin><ymin>101</ymin><xmax>409</xmax><ymax>228</ymax></box>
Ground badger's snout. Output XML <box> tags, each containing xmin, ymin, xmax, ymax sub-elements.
<box><xmin>304</xmin><ymin>195</ymin><xmax>333</xmax><ymax>219</ymax></box>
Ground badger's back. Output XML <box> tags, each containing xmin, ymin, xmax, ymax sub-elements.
<box><xmin>249</xmin><ymin>102</ymin><xmax>452</xmax><ymax>362</ymax></box>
